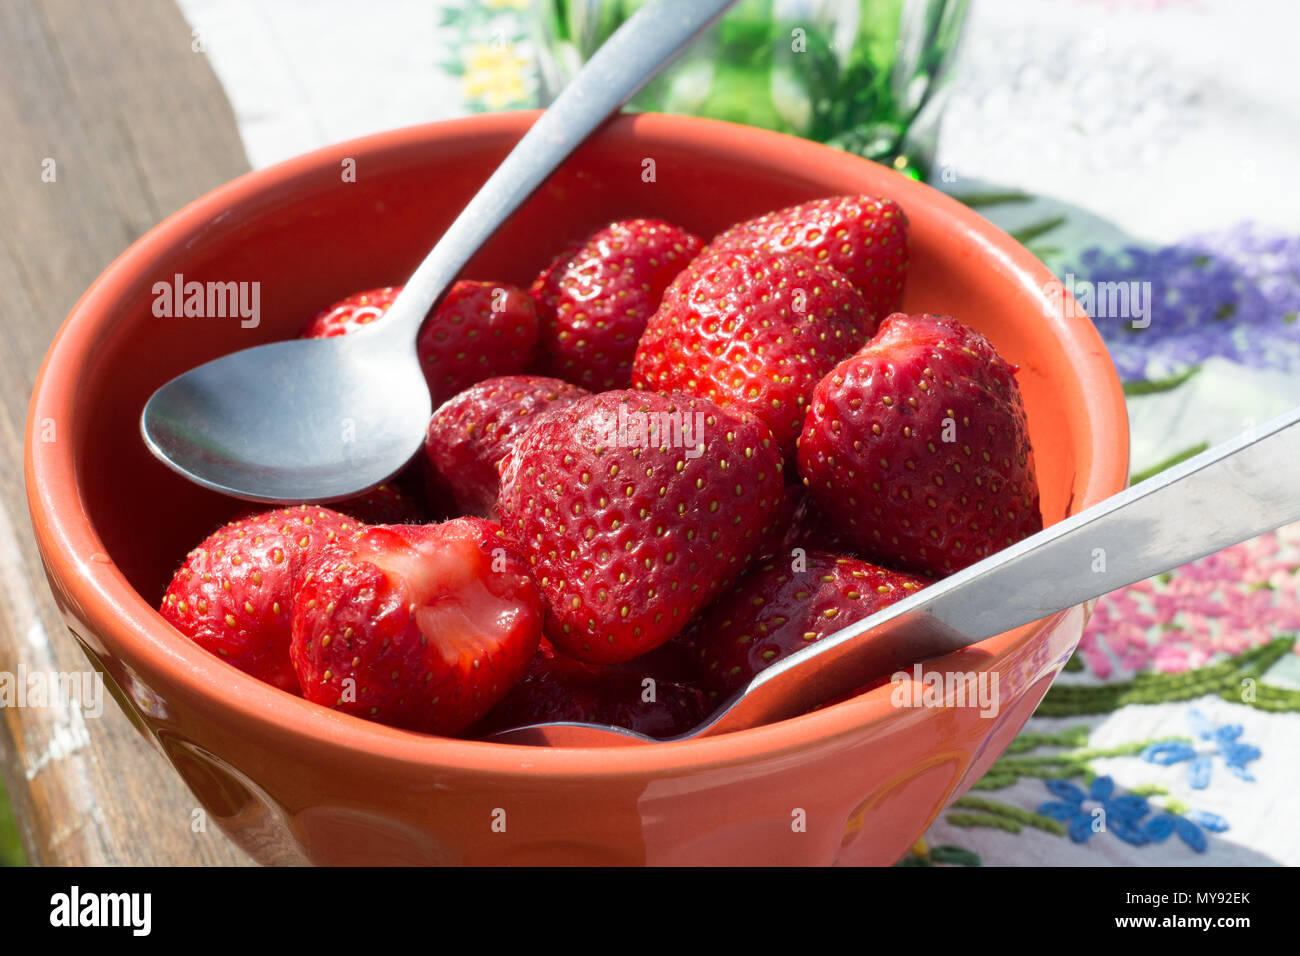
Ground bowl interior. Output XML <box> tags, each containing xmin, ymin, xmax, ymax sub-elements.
<box><xmin>51</xmin><ymin>112</ymin><xmax>1124</xmax><ymax>742</ymax></box>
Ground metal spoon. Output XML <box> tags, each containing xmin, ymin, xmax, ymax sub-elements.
<box><xmin>141</xmin><ymin>0</ymin><xmax>735</xmax><ymax>503</ymax></box>
<box><xmin>488</xmin><ymin>405</ymin><xmax>1300</xmax><ymax>746</ymax></box>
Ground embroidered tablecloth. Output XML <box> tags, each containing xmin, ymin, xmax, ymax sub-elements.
<box><xmin>177</xmin><ymin>0</ymin><xmax>1300</xmax><ymax>865</ymax></box>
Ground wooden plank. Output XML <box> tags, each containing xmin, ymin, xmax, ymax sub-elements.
<box><xmin>0</xmin><ymin>0</ymin><xmax>253</xmax><ymax>865</ymax></box>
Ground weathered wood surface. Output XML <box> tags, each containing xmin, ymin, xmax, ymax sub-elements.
<box><xmin>0</xmin><ymin>0</ymin><xmax>253</xmax><ymax>865</ymax></box>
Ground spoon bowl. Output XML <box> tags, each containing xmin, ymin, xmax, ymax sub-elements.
<box><xmin>141</xmin><ymin>335</ymin><xmax>431</xmax><ymax>503</ymax></box>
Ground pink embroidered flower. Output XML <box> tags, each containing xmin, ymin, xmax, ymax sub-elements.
<box><xmin>1081</xmin><ymin>524</ymin><xmax>1300</xmax><ymax>677</ymax></box>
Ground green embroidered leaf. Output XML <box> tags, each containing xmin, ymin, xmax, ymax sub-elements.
<box><xmin>969</xmin><ymin>737</ymin><xmax>1192</xmax><ymax>791</ymax></box>
<box><xmin>1225</xmin><ymin>680</ymin><xmax>1300</xmax><ymax>711</ymax></box>
<box><xmin>1128</xmin><ymin>784</ymin><xmax>1169</xmax><ymax>797</ymax></box>
<box><xmin>1009</xmin><ymin>215</ymin><xmax>1066</xmax><ymax>245</ymax></box>
<box><xmin>929</xmin><ymin>845</ymin><xmax>982</xmax><ymax>866</ymax></box>
<box><xmin>1004</xmin><ymin>726</ymin><xmax>1090</xmax><ymax>753</ymax></box>
<box><xmin>1038</xmin><ymin>636</ymin><xmax>1296</xmax><ymax>715</ymax></box>
<box><xmin>970</xmin><ymin>772</ymin><xmax>1018</xmax><ymax>790</ymax></box>
<box><xmin>1122</xmin><ymin>364</ymin><xmax>1202</xmax><ymax>396</ymax></box>
<box><xmin>949</xmin><ymin>189</ymin><xmax>1033</xmax><ymax>207</ymax></box>
<box><xmin>950</xmin><ymin>796</ymin><xmax>1066</xmax><ymax>835</ymax></box>
<box><xmin>945</xmin><ymin>811</ymin><xmax>1021</xmax><ymax>833</ymax></box>
<box><xmin>1130</xmin><ymin>442</ymin><xmax>1210</xmax><ymax>484</ymax></box>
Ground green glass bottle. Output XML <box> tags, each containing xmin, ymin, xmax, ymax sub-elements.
<box><xmin>534</xmin><ymin>0</ymin><xmax>970</xmax><ymax>179</ymax></box>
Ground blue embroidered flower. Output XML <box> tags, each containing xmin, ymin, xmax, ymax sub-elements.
<box><xmin>1037</xmin><ymin>776</ymin><xmax>1152</xmax><ymax>845</ymax></box>
<box><xmin>1143</xmin><ymin>809</ymin><xmax>1229</xmax><ymax>853</ymax></box>
<box><xmin>1140</xmin><ymin>709</ymin><xmax>1261</xmax><ymax>789</ymax></box>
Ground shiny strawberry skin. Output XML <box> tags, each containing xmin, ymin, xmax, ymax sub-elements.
<box><xmin>160</xmin><ymin>506</ymin><xmax>361</xmax><ymax>693</ymax></box>
<box><xmin>691</xmin><ymin>552</ymin><xmax>929</xmax><ymax>698</ymax></box>
<box><xmin>416</xmin><ymin>281</ymin><xmax>539</xmax><ymax>405</ymax></box>
<box><xmin>705</xmin><ymin>195</ymin><xmax>909</xmax><ymax>320</ymax></box>
<box><xmin>529</xmin><ymin>219</ymin><xmax>702</xmax><ymax>391</ymax></box>
<box><xmin>631</xmin><ymin>246</ymin><xmax>874</xmax><ymax>460</ymax></box>
<box><xmin>290</xmin><ymin>519</ymin><xmax>541</xmax><ymax>736</ymax></box>
<box><xmin>301</xmin><ymin>282</ymin><xmax>539</xmax><ymax>405</ymax></box>
<box><xmin>797</xmin><ymin>312</ymin><xmax>1043</xmax><ymax>578</ymax></box>
<box><xmin>300</xmin><ymin>287</ymin><xmax>400</xmax><ymax>337</ymax></box>
<box><xmin>476</xmin><ymin>640</ymin><xmax>709</xmax><ymax>739</ymax></box>
<box><xmin>423</xmin><ymin>375</ymin><xmax>590</xmax><ymax>519</ymax></box>
<box><xmin>497</xmin><ymin>390</ymin><xmax>786</xmax><ymax>664</ymax></box>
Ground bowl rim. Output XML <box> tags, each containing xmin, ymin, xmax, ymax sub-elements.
<box><xmin>24</xmin><ymin>110</ymin><xmax>1129</xmax><ymax>780</ymax></box>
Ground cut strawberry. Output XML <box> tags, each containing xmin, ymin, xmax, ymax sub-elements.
<box><xmin>290</xmin><ymin>518</ymin><xmax>542</xmax><ymax>735</ymax></box>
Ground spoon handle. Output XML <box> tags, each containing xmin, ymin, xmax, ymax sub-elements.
<box><xmin>377</xmin><ymin>0</ymin><xmax>734</xmax><ymax>341</ymax></box>
<box><xmin>697</xmin><ymin>404</ymin><xmax>1300</xmax><ymax>737</ymax></box>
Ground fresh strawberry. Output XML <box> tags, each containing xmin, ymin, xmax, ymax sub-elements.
<box><xmin>748</xmin><ymin>478</ymin><xmax>800</xmax><ymax>559</ymax></box>
<box><xmin>476</xmin><ymin>640</ymin><xmax>709</xmax><ymax>739</ymax></box>
<box><xmin>806</xmin><ymin>673</ymin><xmax>897</xmax><ymax>713</ymax></box>
<box><xmin>160</xmin><ymin>506</ymin><xmax>360</xmax><ymax>693</ymax></box>
<box><xmin>416</xmin><ymin>281</ymin><xmax>539</xmax><ymax>405</ymax></box>
<box><xmin>691</xmin><ymin>552</ymin><xmax>929</xmax><ymax>698</ymax></box>
<box><xmin>631</xmin><ymin>630</ymin><xmax>708</xmax><ymax>685</ymax></box>
<box><xmin>777</xmin><ymin>483</ymin><xmax>863</xmax><ymax>557</ymax></box>
<box><xmin>631</xmin><ymin>246</ymin><xmax>874</xmax><ymax>459</ymax></box>
<box><xmin>423</xmin><ymin>375</ymin><xmax>589</xmax><ymax>519</ymax></box>
<box><xmin>334</xmin><ymin>481</ymin><xmax>429</xmax><ymax>525</ymax></box>
<box><xmin>704</xmin><ymin>195</ymin><xmax>909</xmax><ymax>320</ymax></box>
<box><xmin>300</xmin><ymin>286</ymin><xmax>401</xmax><ymax>337</ymax></box>
<box><xmin>496</xmin><ymin>390</ymin><xmax>786</xmax><ymax>664</ymax></box>
<box><xmin>302</xmin><ymin>282</ymin><xmax>539</xmax><ymax>405</ymax></box>
<box><xmin>529</xmin><ymin>219</ymin><xmax>702</xmax><ymax>390</ymax></box>
<box><xmin>290</xmin><ymin>518</ymin><xmax>541</xmax><ymax>736</ymax></box>
<box><xmin>797</xmin><ymin>312</ymin><xmax>1043</xmax><ymax>577</ymax></box>
<box><xmin>750</xmin><ymin>479</ymin><xmax>852</xmax><ymax>560</ymax></box>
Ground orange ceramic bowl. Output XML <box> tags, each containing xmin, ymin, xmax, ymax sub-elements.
<box><xmin>25</xmin><ymin>112</ymin><xmax>1127</xmax><ymax>865</ymax></box>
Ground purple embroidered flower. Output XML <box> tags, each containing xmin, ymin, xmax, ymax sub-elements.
<box><xmin>1038</xmin><ymin>776</ymin><xmax>1152</xmax><ymax>845</ymax></box>
<box><xmin>1065</xmin><ymin>224</ymin><xmax>1300</xmax><ymax>382</ymax></box>
<box><xmin>1140</xmin><ymin>709</ymin><xmax>1261</xmax><ymax>789</ymax></box>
